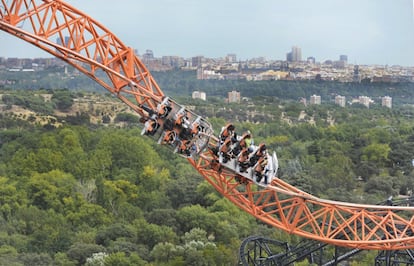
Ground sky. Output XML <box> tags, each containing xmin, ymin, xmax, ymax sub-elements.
<box><xmin>1</xmin><ymin>0</ymin><xmax>414</xmax><ymax>66</ymax></box>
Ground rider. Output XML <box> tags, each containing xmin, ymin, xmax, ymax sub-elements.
<box><xmin>157</xmin><ymin>101</ymin><xmax>172</xmax><ymax>119</ymax></box>
<box><xmin>238</xmin><ymin>148</ymin><xmax>250</xmax><ymax>172</ymax></box>
<box><xmin>220</xmin><ymin>137</ymin><xmax>234</xmax><ymax>163</ymax></box>
<box><xmin>142</xmin><ymin>115</ymin><xmax>159</xmax><ymax>135</ymax></box>
<box><xmin>249</xmin><ymin>143</ymin><xmax>267</xmax><ymax>167</ymax></box>
<box><xmin>254</xmin><ymin>156</ymin><xmax>269</xmax><ymax>184</ymax></box>
<box><xmin>233</xmin><ymin>131</ymin><xmax>252</xmax><ymax>156</ymax></box>
<box><xmin>219</xmin><ymin>123</ymin><xmax>235</xmax><ymax>144</ymax></box>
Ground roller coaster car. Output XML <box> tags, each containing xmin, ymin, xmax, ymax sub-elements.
<box><xmin>217</xmin><ymin>136</ymin><xmax>279</xmax><ymax>186</ymax></box>
<box><xmin>139</xmin><ymin>97</ymin><xmax>278</xmax><ymax>185</ymax></box>
<box><xmin>141</xmin><ymin>97</ymin><xmax>214</xmax><ymax>158</ymax></box>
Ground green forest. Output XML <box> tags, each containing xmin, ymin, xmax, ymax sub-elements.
<box><xmin>0</xmin><ymin>75</ymin><xmax>414</xmax><ymax>265</ymax></box>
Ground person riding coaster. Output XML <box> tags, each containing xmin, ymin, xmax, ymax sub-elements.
<box><xmin>232</xmin><ymin>131</ymin><xmax>252</xmax><ymax>156</ymax></box>
<box><xmin>139</xmin><ymin>98</ymin><xmax>213</xmax><ymax>158</ymax></box>
<box><xmin>141</xmin><ymin>115</ymin><xmax>159</xmax><ymax>136</ymax></box>
<box><xmin>249</xmin><ymin>143</ymin><xmax>267</xmax><ymax>167</ymax></box>
<box><xmin>254</xmin><ymin>156</ymin><xmax>269</xmax><ymax>184</ymax></box>
<box><xmin>237</xmin><ymin>148</ymin><xmax>251</xmax><ymax>173</ymax></box>
<box><xmin>219</xmin><ymin>123</ymin><xmax>235</xmax><ymax>144</ymax></box>
<box><xmin>214</xmin><ymin>124</ymin><xmax>277</xmax><ymax>185</ymax></box>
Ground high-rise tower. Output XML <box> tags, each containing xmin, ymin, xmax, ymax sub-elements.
<box><xmin>286</xmin><ymin>46</ymin><xmax>302</xmax><ymax>62</ymax></box>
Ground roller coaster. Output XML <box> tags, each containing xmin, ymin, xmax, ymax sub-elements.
<box><xmin>2</xmin><ymin>0</ymin><xmax>414</xmax><ymax>256</ymax></box>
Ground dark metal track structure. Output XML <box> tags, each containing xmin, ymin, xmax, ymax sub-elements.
<box><xmin>240</xmin><ymin>196</ymin><xmax>414</xmax><ymax>266</ymax></box>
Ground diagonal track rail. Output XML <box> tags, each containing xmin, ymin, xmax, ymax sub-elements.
<box><xmin>2</xmin><ymin>0</ymin><xmax>414</xmax><ymax>250</ymax></box>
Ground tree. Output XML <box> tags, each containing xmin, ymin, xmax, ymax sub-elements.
<box><xmin>66</xmin><ymin>202</ymin><xmax>110</xmax><ymax>228</ymax></box>
<box><xmin>95</xmin><ymin>223</ymin><xmax>135</xmax><ymax>246</ymax></box>
<box><xmin>133</xmin><ymin>219</ymin><xmax>178</xmax><ymax>249</ymax></box>
<box><xmin>53</xmin><ymin>252</ymin><xmax>77</xmax><ymax>266</ymax></box>
<box><xmin>103</xmin><ymin>252</ymin><xmax>146</xmax><ymax>266</ymax></box>
<box><xmin>0</xmin><ymin>245</ymin><xmax>21</xmax><ymax>266</ymax></box>
<box><xmin>150</xmin><ymin>242</ymin><xmax>177</xmax><ymax>264</ymax></box>
<box><xmin>362</xmin><ymin>143</ymin><xmax>391</xmax><ymax>166</ymax></box>
<box><xmin>114</xmin><ymin>112</ymin><xmax>140</xmax><ymax>124</ymax></box>
<box><xmin>0</xmin><ymin>177</ymin><xmax>24</xmax><ymax>220</ymax></box>
<box><xmin>18</xmin><ymin>253</ymin><xmax>53</xmax><ymax>266</ymax></box>
<box><xmin>52</xmin><ymin>89</ymin><xmax>74</xmax><ymax>111</ymax></box>
<box><xmin>26</xmin><ymin>170</ymin><xmax>77</xmax><ymax>211</ymax></box>
<box><xmin>102</xmin><ymin>180</ymin><xmax>138</xmax><ymax>215</ymax></box>
<box><xmin>176</xmin><ymin>205</ymin><xmax>218</xmax><ymax>234</ymax></box>
<box><xmin>66</xmin><ymin>243</ymin><xmax>106</xmax><ymax>266</ymax></box>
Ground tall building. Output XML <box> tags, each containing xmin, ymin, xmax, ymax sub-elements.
<box><xmin>192</xmin><ymin>56</ymin><xmax>204</xmax><ymax>68</ymax></box>
<box><xmin>226</xmin><ymin>54</ymin><xmax>237</xmax><ymax>63</ymax></box>
<box><xmin>228</xmin><ymin>90</ymin><xmax>241</xmax><ymax>103</ymax></box>
<box><xmin>339</xmin><ymin>55</ymin><xmax>348</xmax><ymax>63</ymax></box>
<box><xmin>359</xmin><ymin>96</ymin><xmax>371</xmax><ymax>108</ymax></box>
<box><xmin>353</xmin><ymin>65</ymin><xmax>361</xmax><ymax>83</ymax></box>
<box><xmin>142</xmin><ymin>50</ymin><xmax>154</xmax><ymax>61</ymax></box>
<box><xmin>307</xmin><ymin>57</ymin><xmax>316</xmax><ymax>64</ymax></box>
<box><xmin>162</xmin><ymin>56</ymin><xmax>184</xmax><ymax>68</ymax></box>
<box><xmin>192</xmin><ymin>91</ymin><xmax>206</xmax><ymax>101</ymax></box>
<box><xmin>382</xmin><ymin>96</ymin><xmax>392</xmax><ymax>108</ymax></box>
<box><xmin>310</xmin><ymin>94</ymin><xmax>321</xmax><ymax>105</ymax></box>
<box><xmin>286</xmin><ymin>46</ymin><xmax>302</xmax><ymax>62</ymax></box>
<box><xmin>335</xmin><ymin>95</ymin><xmax>346</xmax><ymax>107</ymax></box>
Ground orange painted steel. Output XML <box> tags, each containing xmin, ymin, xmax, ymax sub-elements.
<box><xmin>2</xmin><ymin>0</ymin><xmax>414</xmax><ymax>250</ymax></box>
<box><xmin>0</xmin><ymin>0</ymin><xmax>163</xmax><ymax>116</ymax></box>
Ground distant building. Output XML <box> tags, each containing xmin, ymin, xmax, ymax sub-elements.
<box><xmin>353</xmin><ymin>65</ymin><xmax>361</xmax><ymax>83</ymax></box>
<box><xmin>192</xmin><ymin>91</ymin><xmax>206</xmax><ymax>101</ymax></box>
<box><xmin>226</xmin><ymin>54</ymin><xmax>237</xmax><ymax>63</ymax></box>
<box><xmin>307</xmin><ymin>57</ymin><xmax>316</xmax><ymax>64</ymax></box>
<box><xmin>228</xmin><ymin>90</ymin><xmax>241</xmax><ymax>103</ymax></box>
<box><xmin>286</xmin><ymin>52</ymin><xmax>293</xmax><ymax>62</ymax></box>
<box><xmin>192</xmin><ymin>56</ymin><xmax>204</xmax><ymax>67</ymax></box>
<box><xmin>142</xmin><ymin>50</ymin><xmax>154</xmax><ymax>60</ymax></box>
<box><xmin>310</xmin><ymin>94</ymin><xmax>321</xmax><ymax>105</ymax></box>
<box><xmin>286</xmin><ymin>46</ymin><xmax>302</xmax><ymax>62</ymax></box>
<box><xmin>382</xmin><ymin>96</ymin><xmax>392</xmax><ymax>108</ymax></box>
<box><xmin>335</xmin><ymin>95</ymin><xmax>346</xmax><ymax>107</ymax></box>
<box><xmin>333</xmin><ymin>60</ymin><xmax>346</xmax><ymax>69</ymax></box>
<box><xmin>339</xmin><ymin>55</ymin><xmax>348</xmax><ymax>63</ymax></box>
<box><xmin>161</xmin><ymin>56</ymin><xmax>184</xmax><ymax>68</ymax></box>
<box><xmin>358</xmin><ymin>96</ymin><xmax>372</xmax><ymax>108</ymax></box>
<box><xmin>197</xmin><ymin>68</ymin><xmax>222</xmax><ymax>80</ymax></box>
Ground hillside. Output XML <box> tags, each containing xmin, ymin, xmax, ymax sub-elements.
<box><xmin>0</xmin><ymin>88</ymin><xmax>414</xmax><ymax>265</ymax></box>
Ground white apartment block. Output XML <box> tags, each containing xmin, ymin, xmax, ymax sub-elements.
<box><xmin>359</xmin><ymin>96</ymin><xmax>372</xmax><ymax>108</ymax></box>
<box><xmin>382</xmin><ymin>96</ymin><xmax>392</xmax><ymax>108</ymax></box>
<box><xmin>192</xmin><ymin>91</ymin><xmax>207</xmax><ymax>101</ymax></box>
<box><xmin>228</xmin><ymin>90</ymin><xmax>241</xmax><ymax>103</ymax></box>
<box><xmin>310</xmin><ymin>94</ymin><xmax>321</xmax><ymax>105</ymax></box>
<box><xmin>335</xmin><ymin>95</ymin><xmax>346</xmax><ymax>107</ymax></box>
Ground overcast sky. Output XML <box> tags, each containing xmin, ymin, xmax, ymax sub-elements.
<box><xmin>1</xmin><ymin>0</ymin><xmax>414</xmax><ymax>66</ymax></box>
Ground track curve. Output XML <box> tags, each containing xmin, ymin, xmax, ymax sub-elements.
<box><xmin>2</xmin><ymin>0</ymin><xmax>414</xmax><ymax>250</ymax></box>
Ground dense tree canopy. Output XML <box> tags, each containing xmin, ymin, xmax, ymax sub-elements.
<box><xmin>0</xmin><ymin>82</ymin><xmax>413</xmax><ymax>264</ymax></box>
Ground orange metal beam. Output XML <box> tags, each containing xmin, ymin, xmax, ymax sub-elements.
<box><xmin>0</xmin><ymin>0</ymin><xmax>163</xmax><ymax>115</ymax></box>
<box><xmin>2</xmin><ymin>0</ymin><xmax>414</xmax><ymax>250</ymax></box>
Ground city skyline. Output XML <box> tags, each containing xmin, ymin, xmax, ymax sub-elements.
<box><xmin>0</xmin><ymin>0</ymin><xmax>413</xmax><ymax>66</ymax></box>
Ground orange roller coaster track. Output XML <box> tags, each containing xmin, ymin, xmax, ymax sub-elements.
<box><xmin>1</xmin><ymin>0</ymin><xmax>414</xmax><ymax>250</ymax></box>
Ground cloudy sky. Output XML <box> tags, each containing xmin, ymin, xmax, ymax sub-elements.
<box><xmin>1</xmin><ymin>0</ymin><xmax>414</xmax><ymax>66</ymax></box>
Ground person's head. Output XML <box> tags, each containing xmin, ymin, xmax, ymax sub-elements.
<box><xmin>244</xmin><ymin>130</ymin><xmax>252</xmax><ymax>138</ymax></box>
